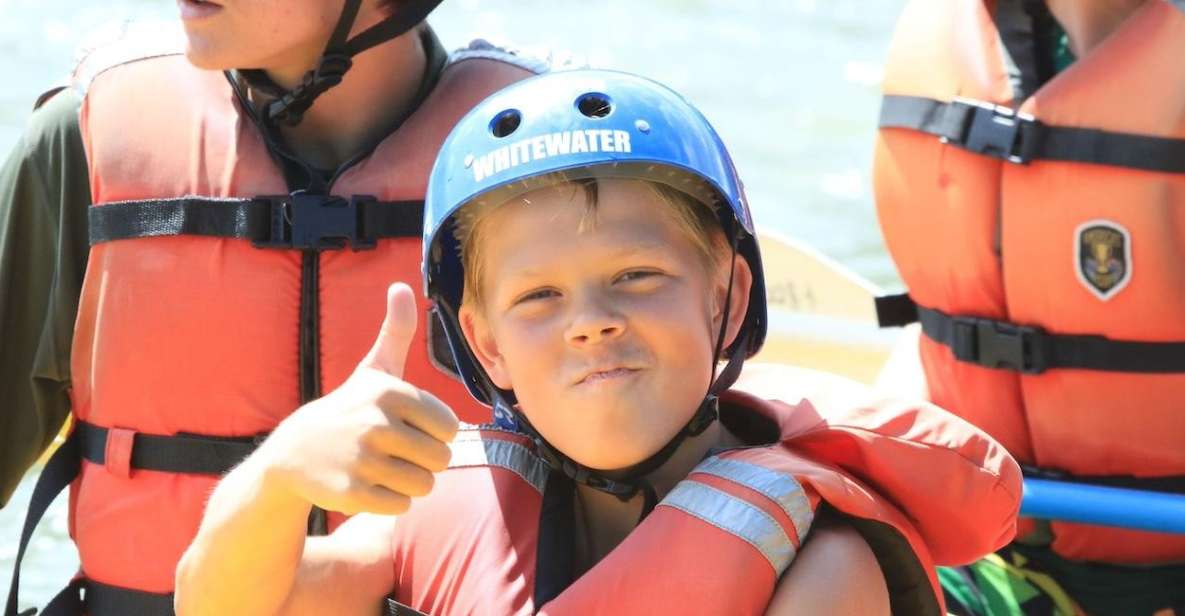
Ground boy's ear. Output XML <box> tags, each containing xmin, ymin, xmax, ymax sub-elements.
<box><xmin>714</xmin><ymin>254</ymin><xmax>755</xmax><ymax>353</ymax></box>
<box><xmin>459</xmin><ymin>304</ymin><xmax>514</xmax><ymax>390</ymax></box>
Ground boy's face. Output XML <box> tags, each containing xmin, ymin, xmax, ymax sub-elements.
<box><xmin>460</xmin><ymin>179</ymin><xmax>752</xmax><ymax>471</ymax></box>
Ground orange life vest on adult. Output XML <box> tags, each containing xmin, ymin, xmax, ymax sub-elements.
<box><xmin>384</xmin><ymin>365</ymin><xmax>1022</xmax><ymax>616</ymax></box>
<box><xmin>4</xmin><ymin>34</ymin><xmax>540</xmax><ymax>616</ymax></box>
<box><xmin>873</xmin><ymin>0</ymin><xmax>1185</xmax><ymax>564</ymax></box>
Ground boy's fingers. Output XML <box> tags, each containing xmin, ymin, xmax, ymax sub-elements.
<box><xmin>350</xmin><ymin>484</ymin><xmax>412</xmax><ymax>516</ymax></box>
<box><xmin>396</xmin><ymin>387</ymin><xmax>460</xmax><ymax>446</ymax></box>
<box><xmin>356</xmin><ymin>454</ymin><xmax>437</xmax><ymax>498</ymax></box>
<box><xmin>377</xmin><ymin>384</ymin><xmax>459</xmax><ymax>446</ymax></box>
<box><xmin>360</xmin><ymin>283</ymin><xmax>418</xmax><ymax>378</ymax></box>
<box><xmin>363</xmin><ymin>421</ymin><xmax>453</xmax><ymax>473</ymax></box>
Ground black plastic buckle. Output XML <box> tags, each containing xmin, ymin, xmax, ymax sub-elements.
<box><xmin>253</xmin><ymin>193</ymin><xmax>378</xmax><ymax>251</ymax></box>
<box><xmin>948</xmin><ymin>98</ymin><xmax>1036</xmax><ymax>164</ymax></box>
<box><xmin>951</xmin><ymin>317</ymin><xmax>1048</xmax><ymax>374</ymax></box>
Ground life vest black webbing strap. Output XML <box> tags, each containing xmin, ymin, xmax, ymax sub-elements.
<box><xmin>533</xmin><ymin>472</ymin><xmax>576</xmax><ymax>611</ymax></box>
<box><xmin>915</xmin><ymin>303</ymin><xmax>1185</xmax><ymax>375</ymax></box>
<box><xmin>83</xmin><ymin>580</ymin><xmax>174</xmax><ymax>616</ymax></box>
<box><xmin>88</xmin><ymin>196</ymin><xmax>425</xmax><ymax>250</ymax></box>
<box><xmin>33</xmin><ymin>579</ymin><xmax>84</xmax><ymax>616</ymax></box>
<box><xmin>1021</xmin><ymin>465</ymin><xmax>1185</xmax><ymax>495</ymax></box>
<box><xmin>879</xmin><ymin>94</ymin><xmax>1185</xmax><ymax>174</ymax></box>
<box><xmin>76</xmin><ymin>420</ymin><xmax>262</xmax><ymax>476</ymax></box>
<box><xmin>384</xmin><ymin>597</ymin><xmax>430</xmax><ymax>616</ymax></box>
<box><xmin>874</xmin><ymin>292</ymin><xmax>919</xmax><ymax>328</ymax></box>
<box><xmin>28</xmin><ymin>578</ymin><xmax>175</xmax><ymax>616</ymax></box>
<box><xmin>5</xmin><ymin>431</ymin><xmax>80</xmax><ymax>616</ymax></box>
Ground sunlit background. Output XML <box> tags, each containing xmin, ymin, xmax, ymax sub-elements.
<box><xmin>0</xmin><ymin>0</ymin><xmax>904</xmax><ymax>605</ymax></box>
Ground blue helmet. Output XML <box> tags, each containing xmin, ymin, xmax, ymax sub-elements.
<box><xmin>423</xmin><ymin>69</ymin><xmax>767</xmax><ymax>411</ymax></box>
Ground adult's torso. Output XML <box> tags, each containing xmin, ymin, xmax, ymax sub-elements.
<box><xmin>874</xmin><ymin>0</ymin><xmax>1185</xmax><ymax>563</ymax></box>
<box><xmin>67</xmin><ymin>32</ymin><xmax>540</xmax><ymax>606</ymax></box>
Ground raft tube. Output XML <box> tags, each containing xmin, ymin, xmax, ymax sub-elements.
<box><xmin>1022</xmin><ymin>479</ymin><xmax>1185</xmax><ymax>535</ymax></box>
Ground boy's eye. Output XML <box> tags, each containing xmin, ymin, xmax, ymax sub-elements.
<box><xmin>513</xmin><ymin>288</ymin><xmax>559</xmax><ymax>305</ymax></box>
<box><xmin>615</xmin><ymin>270</ymin><xmax>662</xmax><ymax>284</ymax></box>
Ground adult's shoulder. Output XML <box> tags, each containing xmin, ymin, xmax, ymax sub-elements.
<box><xmin>447</xmin><ymin>37</ymin><xmax>586</xmax><ymax>75</ymax></box>
<box><xmin>13</xmin><ymin>86</ymin><xmax>82</xmax><ymax>160</ymax></box>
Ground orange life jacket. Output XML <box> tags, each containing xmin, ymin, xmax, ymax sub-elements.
<box><xmin>385</xmin><ymin>365</ymin><xmax>1022</xmax><ymax>616</ymax></box>
<box><xmin>873</xmin><ymin>0</ymin><xmax>1185</xmax><ymax>564</ymax></box>
<box><xmin>5</xmin><ymin>34</ymin><xmax>539</xmax><ymax>616</ymax></box>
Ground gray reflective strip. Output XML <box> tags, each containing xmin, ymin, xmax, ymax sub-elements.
<box><xmin>658</xmin><ymin>481</ymin><xmax>797</xmax><ymax>574</ymax></box>
<box><xmin>448</xmin><ymin>435</ymin><xmax>550</xmax><ymax>493</ymax></box>
<box><xmin>694</xmin><ymin>456</ymin><xmax>814</xmax><ymax>543</ymax></box>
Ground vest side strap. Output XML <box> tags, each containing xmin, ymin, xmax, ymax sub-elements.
<box><xmin>76</xmin><ymin>420</ymin><xmax>262</xmax><ymax>476</ymax></box>
<box><xmin>915</xmin><ymin>303</ymin><xmax>1185</xmax><ymax>374</ymax></box>
<box><xmin>874</xmin><ymin>292</ymin><xmax>919</xmax><ymax>327</ymax></box>
<box><xmin>385</xmin><ymin>597</ymin><xmax>430</xmax><ymax>616</ymax></box>
<box><xmin>880</xmin><ymin>95</ymin><xmax>1185</xmax><ymax>174</ymax></box>
<box><xmin>5</xmin><ymin>432</ymin><xmax>80</xmax><ymax>616</ymax></box>
<box><xmin>83</xmin><ymin>580</ymin><xmax>174</xmax><ymax>616</ymax></box>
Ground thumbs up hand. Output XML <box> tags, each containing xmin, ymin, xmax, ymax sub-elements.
<box><xmin>260</xmin><ymin>283</ymin><xmax>459</xmax><ymax>516</ymax></box>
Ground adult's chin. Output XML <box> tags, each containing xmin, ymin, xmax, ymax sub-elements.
<box><xmin>181</xmin><ymin>32</ymin><xmax>238</xmax><ymax>70</ymax></box>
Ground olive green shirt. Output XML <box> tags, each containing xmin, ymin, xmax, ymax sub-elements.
<box><xmin>0</xmin><ymin>88</ymin><xmax>90</xmax><ymax>506</ymax></box>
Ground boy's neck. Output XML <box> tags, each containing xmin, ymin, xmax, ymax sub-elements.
<box><xmin>573</xmin><ymin>420</ymin><xmax>743</xmax><ymax>573</ymax></box>
<box><xmin>256</xmin><ymin>25</ymin><xmax>429</xmax><ymax>171</ymax></box>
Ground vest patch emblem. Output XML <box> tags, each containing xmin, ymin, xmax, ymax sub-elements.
<box><xmin>1075</xmin><ymin>220</ymin><xmax>1131</xmax><ymax>301</ymax></box>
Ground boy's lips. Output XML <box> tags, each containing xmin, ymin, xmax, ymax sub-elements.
<box><xmin>573</xmin><ymin>366</ymin><xmax>642</xmax><ymax>387</ymax></box>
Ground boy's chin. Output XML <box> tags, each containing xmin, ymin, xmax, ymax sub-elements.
<box><xmin>555</xmin><ymin>428</ymin><xmax>684</xmax><ymax>474</ymax></box>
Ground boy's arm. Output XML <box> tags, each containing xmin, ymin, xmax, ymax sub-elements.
<box><xmin>175</xmin><ymin>283</ymin><xmax>457</xmax><ymax>616</ymax></box>
<box><xmin>0</xmin><ymin>88</ymin><xmax>92</xmax><ymax>506</ymax></box>
<box><xmin>765</xmin><ymin>515</ymin><xmax>890</xmax><ymax>616</ymax></box>
<box><xmin>174</xmin><ymin>451</ymin><xmax>398</xmax><ymax>616</ymax></box>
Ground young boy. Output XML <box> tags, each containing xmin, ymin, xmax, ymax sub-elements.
<box><xmin>175</xmin><ymin>70</ymin><xmax>1021</xmax><ymax>615</ymax></box>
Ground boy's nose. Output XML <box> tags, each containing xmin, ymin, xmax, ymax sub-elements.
<box><xmin>564</xmin><ymin>297</ymin><xmax>626</xmax><ymax>346</ymax></box>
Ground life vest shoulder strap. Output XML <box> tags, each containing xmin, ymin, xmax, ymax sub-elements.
<box><xmin>447</xmin><ymin>428</ymin><xmax>551</xmax><ymax>494</ymax></box>
<box><xmin>879</xmin><ymin>94</ymin><xmax>1185</xmax><ymax>174</ymax></box>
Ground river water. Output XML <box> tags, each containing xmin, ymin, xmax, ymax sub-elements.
<box><xmin>1</xmin><ymin>0</ymin><xmax>905</xmax><ymax>606</ymax></box>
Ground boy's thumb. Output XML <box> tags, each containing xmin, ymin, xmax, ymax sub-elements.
<box><xmin>359</xmin><ymin>283</ymin><xmax>418</xmax><ymax>378</ymax></box>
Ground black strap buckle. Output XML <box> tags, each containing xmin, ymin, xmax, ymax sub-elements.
<box><xmin>947</xmin><ymin>97</ymin><xmax>1037</xmax><ymax>164</ymax></box>
<box><xmin>951</xmin><ymin>317</ymin><xmax>1048</xmax><ymax>374</ymax></box>
<box><xmin>253</xmin><ymin>193</ymin><xmax>378</xmax><ymax>251</ymax></box>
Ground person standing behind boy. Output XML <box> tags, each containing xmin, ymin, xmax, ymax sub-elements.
<box><xmin>176</xmin><ymin>69</ymin><xmax>1022</xmax><ymax>616</ymax></box>
<box><xmin>873</xmin><ymin>0</ymin><xmax>1185</xmax><ymax>613</ymax></box>
<box><xmin>1</xmin><ymin>1</ymin><xmax>545</xmax><ymax>613</ymax></box>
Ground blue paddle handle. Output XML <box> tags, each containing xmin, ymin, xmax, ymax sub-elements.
<box><xmin>1021</xmin><ymin>478</ymin><xmax>1185</xmax><ymax>535</ymax></box>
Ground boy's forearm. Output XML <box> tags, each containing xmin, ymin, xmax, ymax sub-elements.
<box><xmin>175</xmin><ymin>452</ymin><xmax>312</xmax><ymax>616</ymax></box>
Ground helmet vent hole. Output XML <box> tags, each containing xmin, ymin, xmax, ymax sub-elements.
<box><xmin>490</xmin><ymin>109</ymin><xmax>522</xmax><ymax>138</ymax></box>
<box><xmin>576</xmin><ymin>93</ymin><xmax>613</xmax><ymax>119</ymax></box>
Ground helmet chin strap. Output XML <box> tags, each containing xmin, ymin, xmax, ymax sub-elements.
<box><xmin>497</xmin><ymin>232</ymin><xmax>747</xmax><ymax>522</ymax></box>
<box><xmin>236</xmin><ymin>0</ymin><xmax>442</xmax><ymax>127</ymax></box>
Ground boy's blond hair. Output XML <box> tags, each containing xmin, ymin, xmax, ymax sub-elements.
<box><xmin>455</xmin><ymin>173</ymin><xmax>726</xmax><ymax>307</ymax></box>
